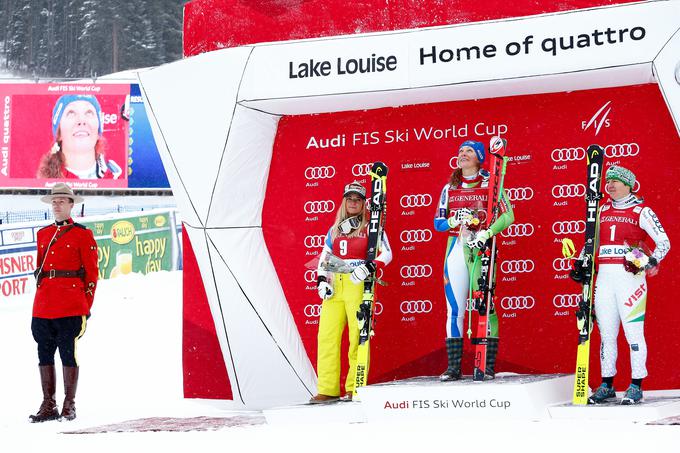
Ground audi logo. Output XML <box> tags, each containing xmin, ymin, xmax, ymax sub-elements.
<box><xmin>400</xmin><ymin>229</ymin><xmax>433</xmax><ymax>243</ymax></box>
<box><xmin>400</xmin><ymin>300</ymin><xmax>433</xmax><ymax>314</ymax></box>
<box><xmin>500</xmin><ymin>223</ymin><xmax>535</xmax><ymax>238</ymax></box>
<box><xmin>400</xmin><ymin>194</ymin><xmax>433</xmax><ymax>208</ymax></box>
<box><xmin>506</xmin><ymin>187</ymin><xmax>534</xmax><ymax>201</ymax></box>
<box><xmin>551</xmin><ymin>147</ymin><xmax>586</xmax><ymax>162</ymax></box>
<box><xmin>304</xmin><ymin>235</ymin><xmax>326</xmax><ymax>248</ymax></box>
<box><xmin>304</xmin><ymin>166</ymin><xmax>336</xmax><ymax>180</ymax></box>
<box><xmin>553</xmin><ymin>294</ymin><xmax>581</xmax><ymax>308</ymax></box>
<box><xmin>400</xmin><ymin>264</ymin><xmax>433</xmax><ymax>278</ymax></box>
<box><xmin>633</xmin><ymin>180</ymin><xmax>641</xmax><ymax>192</ymax></box>
<box><xmin>449</xmin><ymin>156</ymin><xmax>459</xmax><ymax>169</ymax></box>
<box><xmin>552</xmin><ymin>257</ymin><xmax>573</xmax><ymax>272</ymax></box>
<box><xmin>304</xmin><ymin>200</ymin><xmax>335</xmax><ymax>214</ymax></box>
<box><xmin>604</xmin><ymin>143</ymin><xmax>639</xmax><ymax>158</ymax></box>
<box><xmin>374</xmin><ymin>301</ymin><xmax>384</xmax><ymax>316</ymax></box>
<box><xmin>351</xmin><ymin>163</ymin><xmax>372</xmax><ymax>177</ymax></box>
<box><xmin>304</xmin><ymin>270</ymin><xmax>318</xmax><ymax>283</ymax></box>
<box><xmin>552</xmin><ymin>220</ymin><xmax>586</xmax><ymax>235</ymax></box>
<box><xmin>304</xmin><ymin>304</ymin><xmax>322</xmax><ymax>317</ymax></box>
<box><xmin>552</xmin><ymin>184</ymin><xmax>586</xmax><ymax>199</ymax></box>
<box><xmin>500</xmin><ymin>296</ymin><xmax>536</xmax><ymax>310</ymax></box>
<box><xmin>500</xmin><ymin>260</ymin><xmax>535</xmax><ymax>273</ymax></box>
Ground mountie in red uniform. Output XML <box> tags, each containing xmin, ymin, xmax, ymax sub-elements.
<box><xmin>33</xmin><ymin>218</ymin><xmax>99</xmax><ymax>319</ymax></box>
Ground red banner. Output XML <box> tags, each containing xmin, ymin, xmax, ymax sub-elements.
<box><xmin>263</xmin><ymin>83</ymin><xmax>680</xmax><ymax>390</ymax></box>
<box><xmin>0</xmin><ymin>84</ymin><xmax>129</xmax><ymax>189</ymax></box>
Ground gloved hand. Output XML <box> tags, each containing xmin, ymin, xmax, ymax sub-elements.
<box><xmin>644</xmin><ymin>256</ymin><xmax>659</xmax><ymax>277</ymax></box>
<box><xmin>447</xmin><ymin>208</ymin><xmax>473</xmax><ymax>229</ymax></box>
<box><xmin>350</xmin><ymin>261</ymin><xmax>377</xmax><ymax>284</ymax></box>
<box><xmin>569</xmin><ymin>260</ymin><xmax>587</xmax><ymax>283</ymax></box>
<box><xmin>316</xmin><ymin>276</ymin><xmax>334</xmax><ymax>300</ymax></box>
<box><xmin>467</xmin><ymin>229</ymin><xmax>493</xmax><ymax>249</ymax></box>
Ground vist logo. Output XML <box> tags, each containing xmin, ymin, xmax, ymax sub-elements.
<box><xmin>400</xmin><ymin>264</ymin><xmax>433</xmax><ymax>278</ymax></box>
<box><xmin>351</xmin><ymin>163</ymin><xmax>371</xmax><ymax>177</ymax></box>
<box><xmin>304</xmin><ymin>166</ymin><xmax>336</xmax><ymax>180</ymax></box>
<box><xmin>400</xmin><ymin>229</ymin><xmax>433</xmax><ymax>243</ymax></box>
<box><xmin>400</xmin><ymin>194</ymin><xmax>432</xmax><ymax>208</ymax></box>
<box><xmin>552</xmin><ymin>184</ymin><xmax>586</xmax><ymax>199</ymax></box>
<box><xmin>506</xmin><ymin>187</ymin><xmax>534</xmax><ymax>201</ymax></box>
<box><xmin>500</xmin><ymin>296</ymin><xmax>536</xmax><ymax>310</ymax></box>
<box><xmin>500</xmin><ymin>223</ymin><xmax>535</xmax><ymax>238</ymax></box>
<box><xmin>399</xmin><ymin>300</ymin><xmax>433</xmax><ymax>314</ymax></box>
<box><xmin>604</xmin><ymin>143</ymin><xmax>639</xmax><ymax>158</ymax></box>
<box><xmin>500</xmin><ymin>260</ymin><xmax>535</xmax><ymax>273</ymax></box>
<box><xmin>304</xmin><ymin>200</ymin><xmax>335</xmax><ymax>214</ymax></box>
<box><xmin>551</xmin><ymin>147</ymin><xmax>586</xmax><ymax>162</ymax></box>
<box><xmin>553</xmin><ymin>294</ymin><xmax>580</xmax><ymax>308</ymax></box>
<box><xmin>304</xmin><ymin>235</ymin><xmax>325</xmax><ymax>248</ymax></box>
<box><xmin>582</xmin><ymin>101</ymin><xmax>612</xmax><ymax>135</ymax></box>
<box><xmin>552</xmin><ymin>220</ymin><xmax>586</xmax><ymax>235</ymax></box>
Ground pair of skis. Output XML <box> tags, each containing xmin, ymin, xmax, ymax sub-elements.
<box><xmin>353</xmin><ymin>162</ymin><xmax>388</xmax><ymax>398</ymax></box>
<box><xmin>564</xmin><ymin>145</ymin><xmax>604</xmax><ymax>405</ymax></box>
<box><xmin>468</xmin><ymin>136</ymin><xmax>508</xmax><ymax>381</ymax></box>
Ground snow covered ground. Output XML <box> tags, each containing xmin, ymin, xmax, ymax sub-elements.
<box><xmin>1</xmin><ymin>270</ymin><xmax>679</xmax><ymax>452</ymax></box>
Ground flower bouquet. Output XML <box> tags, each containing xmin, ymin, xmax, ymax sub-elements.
<box><xmin>623</xmin><ymin>244</ymin><xmax>649</xmax><ymax>275</ymax></box>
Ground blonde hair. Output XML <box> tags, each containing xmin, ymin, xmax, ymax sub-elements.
<box><xmin>330</xmin><ymin>197</ymin><xmax>368</xmax><ymax>242</ymax></box>
<box><xmin>37</xmin><ymin>129</ymin><xmax>107</xmax><ymax>178</ymax></box>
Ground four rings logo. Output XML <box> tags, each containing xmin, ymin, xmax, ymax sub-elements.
<box><xmin>400</xmin><ymin>300</ymin><xmax>433</xmax><ymax>314</ymax></box>
<box><xmin>351</xmin><ymin>163</ymin><xmax>372</xmax><ymax>177</ymax></box>
<box><xmin>552</xmin><ymin>184</ymin><xmax>586</xmax><ymax>199</ymax></box>
<box><xmin>506</xmin><ymin>187</ymin><xmax>534</xmax><ymax>201</ymax></box>
<box><xmin>304</xmin><ymin>304</ymin><xmax>322</xmax><ymax>317</ymax></box>
<box><xmin>551</xmin><ymin>147</ymin><xmax>586</xmax><ymax>162</ymax></box>
<box><xmin>304</xmin><ymin>200</ymin><xmax>335</xmax><ymax>214</ymax></box>
<box><xmin>500</xmin><ymin>260</ymin><xmax>535</xmax><ymax>273</ymax></box>
<box><xmin>501</xmin><ymin>223</ymin><xmax>535</xmax><ymax>238</ymax></box>
<box><xmin>400</xmin><ymin>264</ymin><xmax>433</xmax><ymax>278</ymax></box>
<box><xmin>604</xmin><ymin>143</ymin><xmax>639</xmax><ymax>158</ymax></box>
<box><xmin>304</xmin><ymin>235</ymin><xmax>325</xmax><ymax>248</ymax></box>
<box><xmin>552</xmin><ymin>258</ymin><xmax>573</xmax><ymax>272</ymax></box>
<box><xmin>400</xmin><ymin>194</ymin><xmax>432</xmax><ymax>208</ymax></box>
<box><xmin>552</xmin><ymin>220</ymin><xmax>586</xmax><ymax>235</ymax></box>
<box><xmin>304</xmin><ymin>270</ymin><xmax>318</xmax><ymax>283</ymax></box>
<box><xmin>500</xmin><ymin>296</ymin><xmax>536</xmax><ymax>310</ymax></box>
<box><xmin>449</xmin><ymin>156</ymin><xmax>459</xmax><ymax>169</ymax></box>
<box><xmin>553</xmin><ymin>294</ymin><xmax>580</xmax><ymax>308</ymax></box>
<box><xmin>304</xmin><ymin>166</ymin><xmax>336</xmax><ymax>180</ymax></box>
<box><xmin>400</xmin><ymin>229</ymin><xmax>433</xmax><ymax>243</ymax></box>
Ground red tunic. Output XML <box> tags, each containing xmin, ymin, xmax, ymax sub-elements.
<box><xmin>32</xmin><ymin>218</ymin><xmax>99</xmax><ymax>318</ymax></box>
<box><xmin>597</xmin><ymin>202</ymin><xmax>648</xmax><ymax>265</ymax></box>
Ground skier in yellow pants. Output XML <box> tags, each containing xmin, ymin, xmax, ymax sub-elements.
<box><xmin>311</xmin><ymin>181</ymin><xmax>392</xmax><ymax>403</ymax></box>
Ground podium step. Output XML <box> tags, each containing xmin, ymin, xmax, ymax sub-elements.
<box><xmin>263</xmin><ymin>400</ymin><xmax>366</xmax><ymax>425</ymax></box>
<box><xmin>549</xmin><ymin>391</ymin><xmax>680</xmax><ymax>423</ymax></box>
<box><xmin>356</xmin><ymin>373</ymin><xmax>572</xmax><ymax>421</ymax></box>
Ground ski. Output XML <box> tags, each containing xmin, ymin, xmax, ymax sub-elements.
<box><xmin>471</xmin><ymin>136</ymin><xmax>507</xmax><ymax>381</ymax></box>
<box><xmin>353</xmin><ymin>161</ymin><xmax>388</xmax><ymax>398</ymax></box>
<box><xmin>572</xmin><ymin>144</ymin><xmax>604</xmax><ymax>405</ymax></box>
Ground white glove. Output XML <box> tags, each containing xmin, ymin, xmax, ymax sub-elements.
<box><xmin>317</xmin><ymin>279</ymin><xmax>334</xmax><ymax>300</ymax></box>
<box><xmin>467</xmin><ymin>229</ymin><xmax>493</xmax><ymax>249</ymax></box>
<box><xmin>447</xmin><ymin>208</ymin><xmax>473</xmax><ymax>229</ymax></box>
<box><xmin>350</xmin><ymin>261</ymin><xmax>376</xmax><ymax>284</ymax></box>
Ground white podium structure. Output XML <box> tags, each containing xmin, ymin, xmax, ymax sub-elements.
<box><xmin>356</xmin><ymin>373</ymin><xmax>572</xmax><ymax>422</ymax></box>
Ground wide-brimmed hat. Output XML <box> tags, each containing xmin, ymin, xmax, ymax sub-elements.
<box><xmin>40</xmin><ymin>182</ymin><xmax>84</xmax><ymax>204</ymax></box>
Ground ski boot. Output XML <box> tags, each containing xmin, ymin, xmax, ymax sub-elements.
<box><xmin>439</xmin><ymin>337</ymin><xmax>463</xmax><ymax>381</ymax></box>
<box><xmin>588</xmin><ymin>383</ymin><xmax>616</xmax><ymax>404</ymax></box>
<box><xmin>621</xmin><ymin>384</ymin><xmax>643</xmax><ymax>405</ymax></box>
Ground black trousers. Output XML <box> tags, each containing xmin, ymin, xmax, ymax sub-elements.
<box><xmin>31</xmin><ymin>316</ymin><xmax>87</xmax><ymax>367</ymax></box>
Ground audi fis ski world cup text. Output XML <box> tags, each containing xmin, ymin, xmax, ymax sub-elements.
<box><xmin>383</xmin><ymin>398</ymin><xmax>511</xmax><ymax>410</ymax></box>
<box><xmin>305</xmin><ymin>123</ymin><xmax>508</xmax><ymax>149</ymax></box>
<box><xmin>2</xmin><ymin>96</ymin><xmax>10</xmax><ymax>177</ymax></box>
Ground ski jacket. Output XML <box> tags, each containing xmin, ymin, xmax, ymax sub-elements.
<box><xmin>316</xmin><ymin>224</ymin><xmax>392</xmax><ymax>279</ymax></box>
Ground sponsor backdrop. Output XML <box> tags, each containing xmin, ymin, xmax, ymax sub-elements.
<box><xmin>0</xmin><ymin>83</ymin><xmax>169</xmax><ymax>190</ymax></box>
<box><xmin>0</xmin><ymin>210</ymin><xmax>181</xmax><ymax>299</ymax></box>
<box><xmin>263</xmin><ymin>84</ymin><xmax>680</xmax><ymax>391</ymax></box>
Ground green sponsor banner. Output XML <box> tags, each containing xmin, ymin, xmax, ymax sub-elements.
<box><xmin>82</xmin><ymin>212</ymin><xmax>174</xmax><ymax>280</ymax></box>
